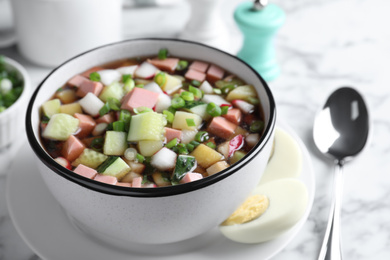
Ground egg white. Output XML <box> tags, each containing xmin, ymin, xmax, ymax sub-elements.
<box><xmin>219</xmin><ymin>178</ymin><xmax>308</xmax><ymax>244</ymax></box>
<box><xmin>259</xmin><ymin>128</ymin><xmax>302</xmax><ymax>184</ymax></box>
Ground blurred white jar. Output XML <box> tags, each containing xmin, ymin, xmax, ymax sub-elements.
<box><xmin>10</xmin><ymin>0</ymin><xmax>123</xmax><ymax>67</ymax></box>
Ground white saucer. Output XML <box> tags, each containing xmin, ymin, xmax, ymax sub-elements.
<box><xmin>6</xmin><ymin>121</ymin><xmax>315</xmax><ymax>260</ymax></box>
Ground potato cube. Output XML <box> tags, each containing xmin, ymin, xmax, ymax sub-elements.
<box><xmin>190</xmin><ymin>144</ymin><xmax>223</xmax><ymax>168</ymax></box>
<box><xmin>206</xmin><ymin>161</ymin><xmax>229</xmax><ymax>176</ymax></box>
<box><xmin>172</xmin><ymin>111</ymin><xmax>202</xmax><ymax>131</ymax></box>
<box><xmin>138</xmin><ymin>140</ymin><xmax>163</xmax><ymax>156</ymax></box>
<box><xmin>60</xmin><ymin>103</ymin><xmax>83</xmax><ymax>115</ymax></box>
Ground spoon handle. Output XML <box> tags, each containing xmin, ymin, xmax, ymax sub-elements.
<box><xmin>318</xmin><ymin>162</ymin><xmax>344</xmax><ymax>260</ymax></box>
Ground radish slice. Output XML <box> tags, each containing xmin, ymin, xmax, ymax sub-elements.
<box><xmin>232</xmin><ymin>99</ymin><xmax>255</xmax><ymax>114</ymax></box>
<box><xmin>246</xmin><ymin>133</ymin><xmax>260</xmax><ymax>148</ymax></box>
<box><xmin>97</xmin><ymin>70</ymin><xmax>121</xmax><ymax>86</ymax></box>
<box><xmin>79</xmin><ymin>92</ymin><xmax>105</xmax><ymax>117</ymax></box>
<box><xmin>150</xmin><ymin>147</ymin><xmax>177</xmax><ymax>171</ymax></box>
<box><xmin>155</xmin><ymin>93</ymin><xmax>171</xmax><ymax>113</ymax></box>
<box><xmin>134</xmin><ymin>62</ymin><xmax>159</xmax><ymax>79</ymax></box>
<box><xmin>144</xmin><ymin>82</ymin><xmax>164</xmax><ymax>94</ymax></box>
<box><xmin>54</xmin><ymin>157</ymin><xmax>71</xmax><ymax>170</ymax></box>
<box><xmin>116</xmin><ymin>65</ymin><xmax>138</xmax><ymax>76</ymax></box>
<box><xmin>199</xmin><ymin>81</ymin><xmax>213</xmax><ymax>94</ymax></box>
<box><xmin>202</xmin><ymin>94</ymin><xmax>230</xmax><ymax>106</ymax></box>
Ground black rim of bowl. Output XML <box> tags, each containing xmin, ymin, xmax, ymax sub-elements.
<box><xmin>26</xmin><ymin>38</ymin><xmax>277</xmax><ymax>198</ymax></box>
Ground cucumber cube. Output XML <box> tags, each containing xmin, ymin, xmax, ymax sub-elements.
<box><xmin>127</xmin><ymin>112</ymin><xmax>167</xmax><ymax>141</ymax></box>
<box><xmin>98</xmin><ymin>82</ymin><xmax>124</xmax><ymax>103</ymax></box>
<box><xmin>138</xmin><ymin>140</ymin><xmax>163</xmax><ymax>156</ymax></box>
<box><xmin>103</xmin><ymin>131</ymin><xmax>128</xmax><ymax>156</ymax></box>
<box><xmin>98</xmin><ymin>157</ymin><xmax>130</xmax><ymax>181</ymax></box>
<box><xmin>72</xmin><ymin>148</ymin><xmax>108</xmax><ymax>169</ymax></box>
<box><xmin>42</xmin><ymin>99</ymin><xmax>61</xmax><ymax>117</ymax></box>
<box><xmin>188</xmin><ymin>104</ymin><xmax>211</xmax><ymax>120</ymax></box>
<box><xmin>42</xmin><ymin>113</ymin><xmax>79</xmax><ymax>141</ymax></box>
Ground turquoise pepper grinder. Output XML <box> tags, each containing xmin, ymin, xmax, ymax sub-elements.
<box><xmin>234</xmin><ymin>0</ymin><xmax>285</xmax><ymax>81</ymax></box>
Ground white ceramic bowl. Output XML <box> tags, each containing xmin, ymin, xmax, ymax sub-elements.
<box><xmin>26</xmin><ymin>39</ymin><xmax>276</xmax><ymax>245</ymax></box>
<box><xmin>0</xmin><ymin>57</ymin><xmax>30</xmax><ymax>150</ymax></box>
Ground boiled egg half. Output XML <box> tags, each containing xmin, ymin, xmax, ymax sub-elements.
<box><xmin>219</xmin><ymin>178</ymin><xmax>308</xmax><ymax>244</ymax></box>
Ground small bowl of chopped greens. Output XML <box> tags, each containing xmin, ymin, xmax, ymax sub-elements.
<box><xmin>0</xmin><ymin>56</ymin><xmax>30</xmax><ymax>150</ymax></box>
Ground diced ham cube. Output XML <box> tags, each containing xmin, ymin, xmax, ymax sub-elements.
<box><xmin>94</xmin><ymin>174</ymin><xmax>118</xmax><ymax>185</ymax></box>
<box><xmin>67</xmin><ymin>75</ymin><xmax>88</xmax><ymax>87</ymax></box>
<box><xmin>132</xmin><ymin>176</ymin><xmax>143</xmax><ymax>188</ymax></box>
<box><xmin>73</xmin><ymin>164</ymin><xmax>97</xmax><ymax>179</ymax></box>
<box><xmin>62</xmin><ymin>135</ymin><xmax>86</xmax><ymax>162</ymax></box>
<box><xmin>81</xmin><ymin>66</ymin><xmax>105</xmax><ymax>78</ymax></box>
<box><xmin>116</xmin><ymin>182</ymin><xmax>132</xmax><ymax>187</ymax></box>
<box><xmin>95</xmin><ymin>113</ymin><xmax>115</xmax><ymax>124</ymax></box>
<box><xmin>121</xmin><ymin>87</ymin><xmax>159</xmax><ymax>112</ymax></box>
<box><xmin>207</xmin><ymin>64</ymin><xmax>224</xmax><ymax>82</ymax></box>
<box><xmin>74</xmin><ymin>113</ymin><xmax>96</xmax><ymax>138</ymax></box>
<box><xmin>165</xmin><ymin>127</ymin><xmax>182</xmax><ymax>142</ymax></box>
<box><xmin>185</xmin><ymin>69</ymin><xmax>206</xmax><ymax>82</ymax></box>
<box><xmin>76</xmin><ymin>80</ymin><xmax>103</xmax><ymax>98</ymax></box>
<box><xmin>147</xmin><ymin>58</ymin><xmax>179</xmax><ymax>73</ymax></box>
<box><xmin>207</xmin><ymin>117</ymin><xmax>237</xmax><ymax>139</ymax></box>
<box><xmin>189</xmin><ymin>61</ymin><xmax>209</xmax><ymax>73</ymax></box>
<box><xmin>180</xmin><ymin>172</ymin><xmax>203</xmax><ymax>184</ymax></box>
<box><xmin>222</xmin><ymin>108</ymin><xmax>242</xmax><ymax>125</ymax></box>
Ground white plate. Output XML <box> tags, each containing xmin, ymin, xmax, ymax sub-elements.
<box><xmin>6</xmin><ymin>121</ymin><xmax>315</xmax><ymax>260</ymax></box>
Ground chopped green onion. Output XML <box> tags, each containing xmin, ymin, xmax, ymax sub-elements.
<box><xmin>163</xmin><ymin>110</ymin><xmax>174</xmax><ymax>124</ymax></box>
<box><xmin>221</xmin><ymin>84</ymin><xmax>235</xmax><ymax>94</ymax></box>
<box><xmin>186</xmin><ymin>118</ymin><xmax>196</xmax><ymax>127</ymax></box>
<box><xmin>124</xmin><ymin>148</ymin><xmax>137</xmax><ymax>161</ymax></box>
<box><xmin>113</xmin><ymin>121</ymin><xmax>125</xmax><ymax>132</ymax></box>
<box><xmin>91</xmin><ymin>137</ymin><xmax>104</xmax><ymax>152</ymax></box>
<box><xmin>178</xmin><ymin>146</ymin><xmax>189</xmax><ymax>155</ymax></box>
<box><xmin>122</xmin><ymin>74</ymin><xmax>132</xmax><ymax>82</ymax></box>
<box><xmin>213</xmin><ymin>88</ymin><xmax>222</xmax><ymax>94</ymax></box>
<box><xmin>154</xmin><ymin>72</ymin><xmax>167</xmax><ymax>87</ymax></box>
<box><xmin>171</xmin><ymin>97</ymin><xmax>185</xmax><ymax>109</ymax></box>
<box><xmin>189</xmin><ymin>85</ymin><xmax>203</xmax><ymax>99</ymax></box>
<box><xmin>158</xmin><ymin>48</ymin><xmax>168</xmax><ymax>60</ymax></box>
<box><xmin>206</xmin><ymin>102</ymin><xmax>222</xmax><ymax>117</ymax></box>
<box><xmin>250</xmin><ymin>120</ymin><xmax>265</xmax><ymax>133</ymax></box>
<box><xmin>190</xmin><ymin>140</ymin><xmax>200</xmax><ymax>147</ymax></box>
<box><xmin>186</xmin><ymin>143</ymin><xmax>194</xmax><ymax>152</ymax></box>
<box><xmin>107</xmin><ymin>122</ymin><xmax>114</xmax><ymax>131</ymax></box>
<box><xmin>195</xmin><ymin>131</ymin><xmax>209</xmax><ymax>143</ymax></box>
<box><xmin>206</xmin><ymin>142</ymin><xmax>216</xmax><ymax>149</ymax></box>
<box><xmin>119</xmin><ymin>110</ymin><xmax>131</xmax><ymax>132</ymax></box>
<box><xmin>135</xmin><ymin>84</ymin><xmax>144</xmax><ymax>88</ymax></box>
<box><xmin>221</xmin><ymin>105</ymin><xmax>229</xmax><ymax>115</ymax></box>
<box><xmin>247</xmin><ymin>97</ymin><xmax>260</xmax><ymax>105</ymax></box>
<box><xmin>136</xmin><ymin>153</ymin><xmax>145</xmax><ymax>163</ymax></box>
<box><xmin>133</xmin><ymin>106</ymin><xmax>153</xmax><ymax>114</ymax></box>
<box><xmin>176</xmin><ymin>60</ymin><xmax>188</xmax><ymax>71</ymax></box>
<box><xmin>165</xmin><ymin>138</ymin><xmax>178</xmax><ymax>149</ymax></box>
<box><xmin>167</xmin><ymin>106</ymin><xmax>177</xmax><ymax>114</ymax></box>
<box><xmin>89</xmin><ymin>72</ymin><xmax>100</xmax><ymax>82</ymax></box>
<box><xmin>191</xmin><ymin>80</ymin><xmax>201</xmax><ymax>87</ymax></box>
<box><xmin>99</xmin><ymin>102</ymin><xmax>111</xmax><ymax>116</ymax></box>
<box><xmin>107</xmin><ymin>97</ymin><xmax>121</xmax><ymax>111</ymax></box>
<box><xmin>123</xmin><ymin>77</ymin><xmax>135</xmax><ymax>93</ymax></box>
<box><xmin>142</xmin><ymin>175</ymin><xmax>151</xmax><ymax>184</ymax></box>
<box><xmin>180</xmin><ymin>91</ymin><xmax>194</xmax><ymax>102</ymax></box>
<box><xmin>41</xmin><ymin>115</ymin><xmax>50</xmax><ymax>124</ymax></box>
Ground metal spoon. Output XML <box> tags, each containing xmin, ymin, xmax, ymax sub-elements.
<box><xmin>313</xmin><ymin>87</ymin><xmax>370</xmax><ymax>260</ymax></box>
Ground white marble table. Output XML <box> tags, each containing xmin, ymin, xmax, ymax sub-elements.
<box><xmin>1</xmin><ymin>0</ymin><xmax>390</xmax><ymax>259</ymax></box>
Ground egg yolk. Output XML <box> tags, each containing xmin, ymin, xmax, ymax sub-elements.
<box><xmin>221</xmin><ymin>194</ymin><xmax>269</xmax><ymax>226</ymax></box>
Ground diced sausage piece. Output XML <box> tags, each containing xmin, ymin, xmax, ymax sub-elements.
<box><xmin>76</xmin><ymin>80</ymin><xmax>103</xmax><ymax>98</ymax></box>
<box><xmin>81</xmin><ymin>66</ymin><xmax>105</xmax><ymax>78</ymax></box>
<box><xmin>185</xmin><ymin>69</ymin><xmax>206</xmax><ymax>82</ymax></box>
<box><xmin>121</xmin><ymin>87</ymin><xmax>159</xmax><ymax>112</ymax></box>
<box><xmin>207</xmin><ymin>117</ymin><xmax>237</xmax><ymax>139</ymax></box>
<box><xmin>206</xmin><ymin>161</ymin><xmax>229</xmax><ymax>176</ymax></box>
<box><xmin>147</xmin><ymin>58</ymin><xmax>179</xmax><ymax>73</ymax></box>
<box><xmin>74</xmin><ymin>113</ymin><xmax>96</xmax><ymax>138</ymax></box>
<box><xmin>67</xmin><ymin>75</ymin><xmax>88</xmax><ymax>87</ymax></box>
<box><xmin>95</xmin><ymin>113</ymin><xmax>115</xmax><ymax>124</ymax></box>
<box><xmin>165</xmin><ymin>127</ymin><xmax>182</xmax><ymax>142</ymax></box>
<box><xmin>223</xmin><ymin>108</ymin><xmax>242</xmax><ymax>125</ymax></box>
<box><xmin>189</xmin><ymin>61</ymin><xmax>209</xmax><ymax>73</ymax></box>
<box><xmin>73</xmin><ymin>164</ymin><xmax>97</xmax><ymax>179</ymax></box>
<box><xmin>180</xmin><ymin>172</ymin><xmax>203</xmax><ymax>184</ymax></box>
<box><xmin>94</xmin><ymin>174</ymin><xmax>118</xmax><ymax>185</ymax></box>
<box><xmin>116</xmin><ymin>182</ymin><xmax>132</xmax><ymax>187</ymax></box>
<box><xmin>62</xmin><ymin>135</ymin><xmax>86</xmax><ymax>162</ymax></box>
<box><xmin>207</xmin><ymin>64</ymin><xmax>224</xmax><ymax>82</ymax></box>
<box><xmin>132</xmin><ymin>176</ymin><xmax>143</xmax><ymax>188</ymax></box>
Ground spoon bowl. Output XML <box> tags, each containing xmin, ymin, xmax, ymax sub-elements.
<box><xmin>313</xmin><ymin>87</ymin><xmax>370</xmax><ymax>260</ymax></box>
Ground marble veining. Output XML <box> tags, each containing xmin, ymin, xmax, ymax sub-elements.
<box><xmin>1</xmin><ymin>0</ymin><xmax>390</xmax><ymax>259</ymax></box>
